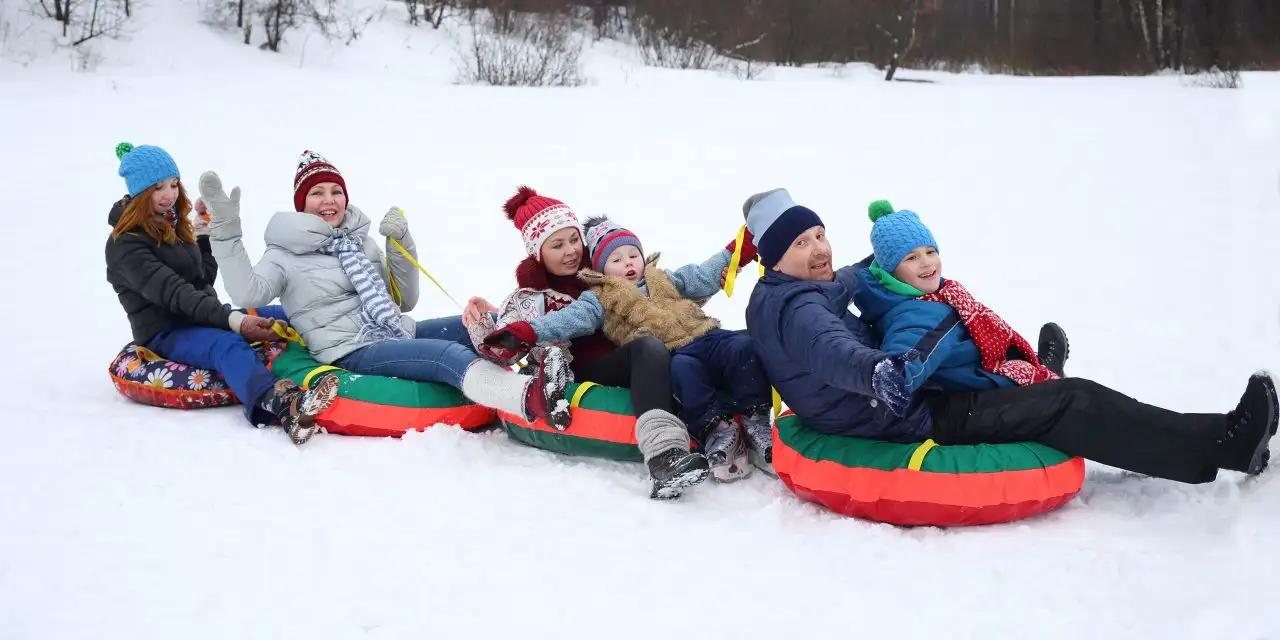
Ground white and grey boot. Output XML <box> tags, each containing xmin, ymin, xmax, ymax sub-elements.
<box><xmin>461</xmin><ymin>347</ymin><xmax>572</xmax><ymax>429</ymax></box>
<box><xmin>637</xmin><ymin>409</ymin><xmax>710</xmax><ymax>499</ymax></box>
<box><xmin>741</xmin><ymin>409</ymin><xmax>776</xmax><ymax>477</ymax></box>
<box><xmin>703</xmin><ymin>418</ymin><xmax>751</xmax><ymax>482</ymax></box>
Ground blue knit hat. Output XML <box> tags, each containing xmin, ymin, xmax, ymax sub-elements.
<box><xmin>868</xmin><ymin>199</ymin><xmax>937</xmax><ymax>272</ymax></box>
<box><xmin>583</xmin><ymin>215</ymin><xmax>644</xmax><ymax>272</ymax></box>
<box><xmin>742</xmin><ymin>188</ymin><xmax>824</xmax><ymax>268</ymax></box>
<box><xmin>116</xmin><ymin>142</ymin><xmax>180</xmax><ymax>197</ymax></box>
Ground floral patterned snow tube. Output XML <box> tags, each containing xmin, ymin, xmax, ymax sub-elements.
<box><xmin>107</xmin><ymin>306</ymin><xmax>289</xmax><ymax>410</ymax></box>
<box><xmin>108</xmin><ymin>340</ymin><xmax>288</xmax><ymax>409</ymax></box>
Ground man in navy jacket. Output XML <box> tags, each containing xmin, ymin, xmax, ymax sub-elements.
<box><xmin>742</xmin><ymin>188</ymin><xmax>1276</xmax><ymax>483</ymax></box>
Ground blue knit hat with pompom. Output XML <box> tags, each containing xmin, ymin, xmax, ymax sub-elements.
<box><xmin>868</xmin><ymin>199</ymin><xmax>938</xmax><ymax>272</ymax></box>
<box><xmin>116</xmin><ymin>142</ymin><xmax>180</xmax><ymax>197</ymax></box>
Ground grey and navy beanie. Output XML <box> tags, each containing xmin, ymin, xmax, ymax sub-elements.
<box><xmin>116</xmin><ymin>141</ymin><xmax>180</xmax><ymax>197</ymax></box>
<box><xmin>583</xmin><ymin>215</ymin><xmax>644</xmax><ymax>272</ymax></box>
<box><xmin>742</xmin><ymin>188</ymin><xmax>824</xmax><ymax>268</ymax></box>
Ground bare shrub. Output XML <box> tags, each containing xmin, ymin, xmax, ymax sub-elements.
<box><xmin>404</xmin><ymin>0</ymin><xmax>457</xmax><ymax>28</ymax></box>
<box><xmin>37</xmin><ymin>0</ymin><xmax>130</xmax><ymax>45</ymax></box>
<box><xmin>456</xmin><ymin>11</ymin><xmax>585</xmax><ymax>87</ymax></box>
<box><xmin>1183</xmin><ymin>66</ymin><xmax>1242</xmax><ymax>89</ymax></box>
<box><xmin>629</xmin><ymin>13</ymin><xmax>717</xmax><ymax>69</ymax></box>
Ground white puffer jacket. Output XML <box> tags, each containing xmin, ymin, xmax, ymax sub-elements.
<box><xmin>211</xmin><ymin>206</ymin><xmax>420</xmax><ymax>363</ymax></box>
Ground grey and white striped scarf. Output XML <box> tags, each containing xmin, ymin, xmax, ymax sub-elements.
<box><xmin>320</xmin><ymin>231</ymin><xmax>412</xmax><ymax>343</ymax></box>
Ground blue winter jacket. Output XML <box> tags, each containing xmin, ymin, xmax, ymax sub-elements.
<box><xmin>745</xmin><ymin>256</ymin><xmax>935</xmax><ymax>442</ymax></box>
<box><xmin>851</xmin><ymin>271</ymin><xmax>1017</xmax><ymax>393</ymax></box>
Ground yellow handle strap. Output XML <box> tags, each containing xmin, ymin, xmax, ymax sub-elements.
<box><xmin>302</xmin><ymin>365</ymin><xmax>341</xmax><ymax>388</ymax></box>
<box><xmin>134</xmin><ymin>346</ymin><xmax>164</xmax><ymax>362</ymax></box>
<box><xmin>723</xmin><ymin>225</ymin><xmax>747</xmax><ymax>297</ymax></box>
<box><xmin>771</xmin><ymin>386</ymin><xmax>782</xmax><ymax>421</ymax></box>
<box><xmin>385</xmin><ymin>251</ymin><xmax>404</xmax><ymax>306</ymax></box>
<box><xmin>570</xmin><ymin>381</ymin><xmax>598</xmax><ymax>408</ymax></box>
<box><xmin>907</xmin><ymin>438</ymin><xmax>938</xmax><ymax>471</ymax></box>
<box><xmin>270</xmin><ymin>322</ymin><xmax>305</xmax><ymax>344</ymax></box>
<box><xmin>390</xmin><ymin>237</ymin><xmax>463</xmax><ymax>310</ymax></box>
<box><xmin>379</xmin><ymin>208</ymin><xmax>463</xmax><ymax>311</ymax></box>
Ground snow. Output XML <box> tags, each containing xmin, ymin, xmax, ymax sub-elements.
<box><xmin>3</xmin><ymin>1</ymin><xmax>1280</xmax><ymax>638</ymax></box>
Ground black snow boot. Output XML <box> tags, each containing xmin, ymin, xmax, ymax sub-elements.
<box><xmin>259</xmin><ymin>374</ymin><xmax>341</xmax><ymax>445</ymax></box>
<box><xmin>1037</xmin><ymin>322</ymin><xmax>1070</xmax><ymax>377</ymax></box>
<box><xmin>646</xmin><ymin>449</ymin><xmax>710</xmax><ymax>500</ymax></box>
<box><xmin>1216</xmin><ymin>373</ymin><xmax>1277</xmax><ymax>475</ymax></box>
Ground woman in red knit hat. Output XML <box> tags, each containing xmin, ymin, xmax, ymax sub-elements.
<box><xmin>464</xmin><ymin>186</ymin><xmax>712</xmax><ymax>500</ymax></box>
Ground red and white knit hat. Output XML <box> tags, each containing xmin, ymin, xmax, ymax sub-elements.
<box><xmin>293</xmin><ymin>150</ymin><xmax>348</xmax><ymax>212</ymax></box>
<box><xmin>504</xmin><ymin>186</ymin><xmax>582</xmax><ymax>259</ymax></box>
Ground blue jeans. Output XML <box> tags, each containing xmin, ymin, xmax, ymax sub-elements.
<box><xmin>334</xmin><ymin>315</ymin><xmax>480</xmax><ymax>389</ymax></box>
<box><xmin>670</xmin><ymin>329</ymin><xmax>772</xmax><ymax>440</ymax></box>
<box><xmin>147</xmin><ymin>324</ymin><xmax>277</xmax><ymax>423</ymax></box>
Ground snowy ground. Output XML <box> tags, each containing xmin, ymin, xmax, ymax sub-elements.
<box><xmin>2</xmin><ymin>1</ymin><xmax>1280</xmax><ymax>638</ymax></box>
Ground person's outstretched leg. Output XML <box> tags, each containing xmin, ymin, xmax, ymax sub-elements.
<box><xmin>932</xmin><ymin>375</ymin><xmax>1277</xmax><ymax>483</ymax></box>
<box><xmin>704</xmin><ymin>329</ymin><xmax>774</xmax><ymax>465</ymax></box>
<box><xmin>148</xmin><ymin>326</ymin><xmax>338</xmax><ymax>443</ymax></box>
<box><xmin>337</xmin><ymin>337</ymin><xmax>572</xmax><ymax>429</ymax></box>
<box><xmin>577</xmin><ymin>337</ymin><xmax>710</xmax><ymax>499</ymax></box>
<box><xmin>415</xmin><ymin>315</ymin><xmax>472</xmax><ymax>346</ymax></box>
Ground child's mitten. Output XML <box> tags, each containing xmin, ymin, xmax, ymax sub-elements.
<box><xmin>727</xmin><ymin>227</ymin><xmax>758</xmax><ymax>264</ymax></box>
<box><xmin>481</xmin><ymin>321</ymin><xmax>538</xmax><ymax>361</ymax></box>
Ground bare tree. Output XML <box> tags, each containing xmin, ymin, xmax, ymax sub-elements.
<box><xmin>456</xmin><ymin>10</ymin><xmax>584</xmax><ymax>87</ymax></box>
<box><xmin>37</xmin><ymin>0</ymin><xmax>128</xmax><ymax>43</ymax></box>
<box><xmin>877</xmin><ymin>0</ymin><xmax>920</xmax><ymax>80</ymax></box>
<box><xmin>405</xmin><ymin>0</ymin><xmax>456</xmax><ymax>28</ymax></box>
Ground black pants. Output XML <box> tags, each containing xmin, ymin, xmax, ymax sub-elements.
<box><xmin>574</xmin><ymin>336</ymin><xmax>675</xmax><ymax>417</ymax></box>
<box><xmin>931</xmin><ymin>378</ymin><xmax>1226</xmax><ymax>484</ymax></box>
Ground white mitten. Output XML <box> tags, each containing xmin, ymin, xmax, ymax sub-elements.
<box><xmin>198</xmin><ymin>171</ymin><xmax>242</xmax><ymax>223</ymax></box>
<box><xmin>379</xmin><ymin>206</ymin><xmax>409</xmax><ymax>240</ymax></box>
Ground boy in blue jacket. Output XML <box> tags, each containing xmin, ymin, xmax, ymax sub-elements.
<box><xmin>851</xmin><ymin>199</ymin><xmax>1065</xmax><ymax>393</ymax></box>
<box><xmin>482</xmin><ymin>217</ymin><xmax>773</xmax><ymax>488</ymax></box>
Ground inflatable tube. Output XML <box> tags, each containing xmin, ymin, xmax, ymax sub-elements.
<box><xmin>772</xmin><ymin>412</ymin><xmax>1085</xmax><ymax>527</ymax></box>
<box><xmin>498</xmin><ymin>382</ymin><xmax>642</xmax><ymax>461</ymax></box>
<box><xmin>108</xmin><ymin>340</ymin><xmax>287</xmax><ymax>409</ymax></box>
<box><xmin>268</xmin><ymin>342</ymin><xmax>496</xmax><ymax>438</ymax></box>
<box><xmin>107</xmin><ymin>306</ymin><xmax>291</xmax><ymax>410</ymax></box>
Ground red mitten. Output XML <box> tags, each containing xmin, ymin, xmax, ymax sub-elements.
<box><xmin>480</xmin><ymin>321</ymin><xmax>538</xmax><ymax>361</ymax></box>
<box><xmin>727</xmin><ymin>227</ymin><xmax>758</xmax><ymax>264</ymax></box>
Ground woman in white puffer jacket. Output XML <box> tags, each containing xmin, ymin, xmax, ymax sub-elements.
<box><xmin>200</xmin><ymin>150</ymin><xmax>572</xmax><ymax>430</ymax></box>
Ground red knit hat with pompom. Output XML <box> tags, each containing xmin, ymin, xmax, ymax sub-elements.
<box><xmin>504</xmin><ymin>186</ymin><xmax>582</xmax><ymax>259</ymax></box>
<box><xmin>293</xmin><ymin>150</ymin><xmax>347</xmax><ymax>213</ymax></box>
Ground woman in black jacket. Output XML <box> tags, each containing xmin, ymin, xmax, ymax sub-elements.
<box><xmin>104</xmin><ymin>142</ymin><xmax>338</xmax><ymax>444</ymax></box>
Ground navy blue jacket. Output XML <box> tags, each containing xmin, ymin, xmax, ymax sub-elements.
<box><xmin>851</xmin><ymin>271</ymin><xmax>1017</xmax><ymax>393</ymax></box>
<box><xmin>745</xmin><ymin>256</ymin><xmax>935</xmax><ymax>442</ymax></box>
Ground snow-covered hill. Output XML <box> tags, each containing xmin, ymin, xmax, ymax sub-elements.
<box><xmin>2</xmin><ymin>1</ymin><xmax>1280</xmax><ymax>638</ymax></box>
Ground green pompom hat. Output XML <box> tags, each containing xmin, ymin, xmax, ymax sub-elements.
<box><xmin>115</xmin><ymin>141</ymin><xmax>180</xmax><ymax>197</ymax></box>
<box><xmin>867</xmin><ymin>198</ymin><xmax>937</xmax><ymax>273</ymax></box>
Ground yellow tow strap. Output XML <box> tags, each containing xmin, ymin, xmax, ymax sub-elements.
<box><xmin>907</xmin><ymin>439</ymin><xmax>938</xmax><ymax>471</ymax></box>
<box><xmin>771</xmin><ymin>387</ymin><xmax>782</xmax><ymax>421</ymax></box>
<box><xmin>723</xmin><ymin>225</ymin><xmax>747</xmax><ymax>297</ymax></box>
<box><xmin>570</xmin><ymin>381</ymin><xmax>597</xmax><ymax>408</ymax></box>
<box><xmin>381</xmin><ymin>208</ymin><xmax>463</xmax><ymax>311</ymax></box>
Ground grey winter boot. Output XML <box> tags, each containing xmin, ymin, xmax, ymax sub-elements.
<box><xmin>636</xmin><ymin>409</ymin><xmax>710</xmax><ymax>499</ymax></box>
<box><xmin>703</xmin><ymin>418</ymin><xmax>751</xmax><ymax>482</ymax></box>
<box><xmin>740</xmin><ymin>408</ymin><xmax>776</xmax><ymax>476</ymax></box>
